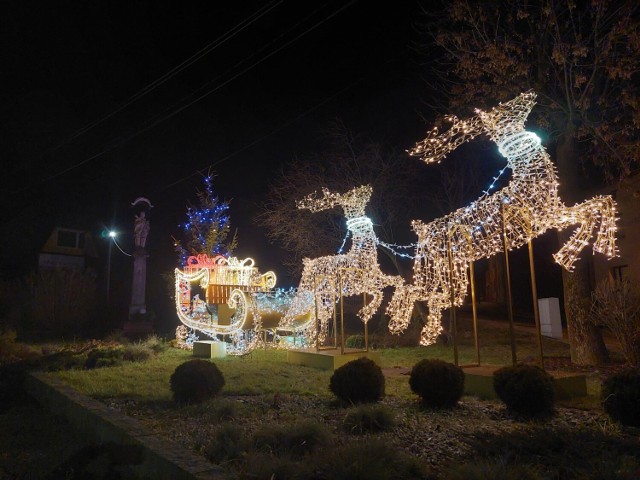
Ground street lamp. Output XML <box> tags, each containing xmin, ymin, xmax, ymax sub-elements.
<box><xmin>107</xmin><ymin>230</ymin><xmax>116</xmax><ymax>304</ymax></box>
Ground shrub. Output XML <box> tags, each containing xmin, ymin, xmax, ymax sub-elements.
<box><xmin>208</xmin><ymin>398</ymin><xmax>238</xmax><ymax>422</ymax></box>
<box><xmin>170</xmin><ymin>359</ymin><xmax>225</xmax><ymax>404</ymax></box>
<box><xmin>23</xmin><ymin>269</ymin><xmax>98</xmax><ymax>335</ymax></box>
<box><xmin>253</xmin><ymin>421</ymin><xmax>331</xmax><ymax>457</ymax></box>
<box><xmin>329</xmin><ymin>357</ymin><xmax>385</xmax><ymax>404</ymax></box>
<box><xmin>104</xmin><ymin>330</ymin><xmax>129</xmax><ymax>344</ymax></box>
<box><xmin>444</xmin><ymin>461</ymin><xmax>544</xmax><ymax>480</ymax></box>
<box><xmin>493</xmin><ymin>364</ymin><xmax>555</xmax><ymax>417</ymax></box>
<box><xmin>204</xmin><ymin>423</ymin><xmax>246</xmax><ymax>464</ymax></box>
<box><xmin>409</xmin><ymin>359</ymin><xmax>464</xmax><ymax>408</ymax></box>
<box><xmin>342</xmin><ymin>404</ymin><xmax>395</xmax><ymax>434</ymax></box>
<box><xmin>84</xmin><ymin>345</ymin><xmax>125</xmax><ymax>369</ymax></box>
<box><xmin>321</xmin><ymin>438</ymin><xmax>428</xmax><ymax>480</ymax></box>
<box><xmin>602</xmin><ymin>368</ymin><xmax>640</xmax><ymax>427</ymax></box>
<box><xmin>462</xmin><ymin>427</ymin><xmax>640</xmax><ymax>479</ymax></box>
<box><xmin>0</xmin><ymin>329</ymin><xmax>40</xmax><ymax>364</ymax></box>
<box><xmin>345</xmin><ymin>334</ymin><xmax>364</xmax><ymax>349</ymax></box>
<box><xmin>591</xmin><ymin>278</ymin><xmax>640</xmax><ymax>366</ymax></box>
<box><xmin>141</xmin><ymin>334</ymin><xmax>166</xmax><ymax>354</ymax></box>
<box><xmin>241</xmin><ymin>451</ymin><xmax>301</xmax><ymax>480</ymax></box>
<box><xmin>122</xmin><ymin>343</ymin><xmax>153</xmax><ymax>362</ymax></box>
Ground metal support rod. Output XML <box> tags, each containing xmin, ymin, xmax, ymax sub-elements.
<box><xmin>501</xmin><ymin>206</ymin><xmax>518</xmax><ymax>366</ymax></box>
<box><xmin>339</xmin><ymin>273</ymin><xmax>345</xmax><ymax>355</ymax></box>
<box><xmin>528</xmin><ymin>239</ymin><xmax>545</xmax><ymax>369</ymax></box>
<box><xmin>469</xmin><ymin>259</ymin><xmax>480</xmax><ymax>366</ymax></box>
<box><xmin>446</xmin><ymin>233</ymin><xmax>459</xmax><ymax>366</ymax></box>
<box><xmin>314</xmin><ymin>276</ymin><xmax>319</xmax><ymax>352</ymax></box>
<box><xmin>363</xmin><ymin>292</ymin><xmax>369</xmax><ymax>351</ymax></box>
<box><xmin>332</xmin><ymin>291</ymin><xmax>338</xmax><ymax>349</ymax></box>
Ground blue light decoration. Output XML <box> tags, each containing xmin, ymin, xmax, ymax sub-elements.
<box><xmin>175</xmin><ymin>175</ymin><xmax>237</xmax><ymax>267</ymax></box>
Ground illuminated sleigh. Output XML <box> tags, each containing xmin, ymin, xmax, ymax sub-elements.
<box><xmin>174</xmin><ymin>254</ymin><xmax>313</xmax><ymax>355</ymax></box>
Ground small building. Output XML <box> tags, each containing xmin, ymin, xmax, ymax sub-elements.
<box><xmin>39</xmin><ymin>227</ymin><xmax>98</xmax><ymax>270</ymax></box>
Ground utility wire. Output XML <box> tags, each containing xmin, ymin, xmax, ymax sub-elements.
<box><xmin>13</xmin><ymin>0</ymin><xmax>358</xmax><ymax>194</ymax></box>
<box><xmin>157</xmin><ymin>72</ymin><xmax>369</xmax><ymax>193</ymax></box>
<box><xmin>43</xmin><ymin>0</ymin><xmax>283</xmax><ymax>156</ymax></box>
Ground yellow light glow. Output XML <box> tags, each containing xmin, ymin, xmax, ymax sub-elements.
<box><xmin>281</xmin><ymin>185</ymin><xmax>404</xmax><ymax>345</ymax></box>
<box><xmin>387</xmin><ymin>91</ymin><xmax>618</xmax><ymax>346</ymax></box>
<box><xmin>174</xmin><ymin>254</ymin><xmax>276</xmax><ymax>355</ymax></box>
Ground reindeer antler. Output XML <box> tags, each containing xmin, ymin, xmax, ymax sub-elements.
<box><xmin>409</xmin><ymin>114</ymin><xmax>485</xmax><ymax>163</ymax></box>
<box><xmin>410</xmin><ymin>91</ymin><xmax>538</xmax><ymax>163</ymax></box>
<box><xmin>297</xmin><ymin>185</ymin><xmax>372</xmax><ymax>218</ymax></box>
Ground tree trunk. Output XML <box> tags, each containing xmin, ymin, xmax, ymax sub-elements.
<box><xmin>563</xmin><ymin>265</ymin><xmax>609</xmax><ymax>365</ymax></box>
<box><xmin>556</xmin><ymin>132</ymin><xmax>609</xmax><ymax>365</ymax></box>
<box><xmin>485</xmin><ymin>256</ymin><xmax>505</xmax><ymax>305</ymax></box>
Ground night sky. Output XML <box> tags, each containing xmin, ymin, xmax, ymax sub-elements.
<box><xmin>0</xmin><ymin>1</ymin><xmax>562</xmax><ymax>321</ymax></box>
<box><xmin>2</xmin><ymin>1</ymin><xmax>425</xmax><ymax>258</ymax></box>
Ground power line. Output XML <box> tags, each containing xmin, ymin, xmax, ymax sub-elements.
<box><xmin>157</xmin><ymin>72</ymin><xmax>370</xmax><ymax>193</ymax></box>
<box><xmin>43</xmin><ymin>1</ymin><xmax>283</xmax><ymax>156</ymax></box>
<box><xmin>12</xmin><ymin>1</ymin><xmax>358</xmax><ymax>194</ymax></box>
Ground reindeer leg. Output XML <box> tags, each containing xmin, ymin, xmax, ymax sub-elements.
<box><xmin>591</xmin><ymin>195</ymin><xmax>617</xmax><ymax>258</ymax></box>
<box><xmin>358</xmin><ymin>290</ymin><xmax>383</xmax><ymax>324</ymax></box>
<box><xmin>554</xmin><ymin>196</ymin><xmax>618</xmax><ymax>271</ymax></box>
<box><xmin>420</xmin><ymin>305</ymin><xmax>444</xmax><ymax>346</ymax></box>
<box><xmin>387</xmin><ymin>284</ymin><xmax>421</xmax><ymax>334</ymax></box>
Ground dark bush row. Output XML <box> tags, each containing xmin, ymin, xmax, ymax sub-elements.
<box><xmin>172</xmin><ymin>356</ymin><xmax>640</xmax><ymax>427</ymax></box>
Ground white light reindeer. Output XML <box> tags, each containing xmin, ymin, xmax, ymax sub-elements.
<box><xmin>281</xmin><ymin>185</ymin><xmax>404</xmax><ymax>339</ymax></box>
<box><xmin>387</xmin><ymin>92</ymin><xmax>618</xmax><ymax>346</ymax></box>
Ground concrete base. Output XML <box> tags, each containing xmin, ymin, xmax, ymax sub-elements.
<box><xmin>122</xmin><ymin>321</ymin><xmax>153</xmax><ymax>338</ymax></box>
<box><xmin>287</xmin><ymin>348</ymin><xmax>380</xmax><ymax>370</ymax></box>
<box><xmin>192</xmin><ymin>341</ymin><xmax>227</xmax><ymax>359</ymax></box>
<box><xmin>462</xmin><ymin>365</ymin><xmax>587</xmax><ymax>400</ymax></box>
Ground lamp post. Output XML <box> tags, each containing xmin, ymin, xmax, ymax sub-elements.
<box><xmin>107</xmin><ymin>230</ymin><xmax>116</xmax><ymax>304</ymax></box>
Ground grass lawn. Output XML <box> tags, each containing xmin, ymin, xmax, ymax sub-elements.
<box><xmin>50</xmin><ymin>317</ymin><xmax>608</xmax><ymax>403</ymax></box>
<box><xmin>39</xmin><ymin>318</ymin><xmax>639</xmax><ymax>479</ymax></box>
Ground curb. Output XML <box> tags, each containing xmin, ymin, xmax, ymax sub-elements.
<box><xmin>25</xmin><ymin>372</ymin><xmax>226</xmax><ymax>480</ymax></box>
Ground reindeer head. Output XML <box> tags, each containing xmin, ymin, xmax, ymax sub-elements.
<box><xmin>409</xmin><ymin>91</ymin><xmax>538</xmax><ymax>164</ymax></box>
<box><xmin>297</xmin><ymin>185</ymin><xmax>372</xmax><ymax>218</ymax></box>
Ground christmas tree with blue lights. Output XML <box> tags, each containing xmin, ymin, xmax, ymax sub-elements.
<box><xmin>175</xmin><ymin>175</ymin><xmax>237</xmax><ymax>267</ymax></box>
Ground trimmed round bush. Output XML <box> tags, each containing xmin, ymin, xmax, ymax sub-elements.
<box><xmin>602</xmin><ymin>368</ymin><xmax>640</xmax><ymax>427</ymax></box>
<box><xmin>409</xmin><ymin>359</ymin><xmax>464</xmax><ymax>408</ymax></box>
<box><xmin>493</xmin><ymin>364</ymin><xmax>555</xmax><ymax>417</ymax></box>
<box><xmin>330</xmin><ymin>357</ymin><xmax>385</xmax><ymax>404</ymax></box>
<box><xmin>170</xmin><ymin>359</ymin><xmax>225</xmax><ymax>404</ymax></box>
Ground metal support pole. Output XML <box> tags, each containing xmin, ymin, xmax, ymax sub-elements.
<box><xmin>106</xmin><ymin>240</ymin><xmax>113</xmax><ymax>304</ymax></box>
<box><xmin>446</xmin><ymin>233</ymin><xmax>459</xmax><ymax>366</ymax></box>
<box><xmin>339</xmin><ymin>273</ymin><xmax>345</xmax><ymax>355</ymax></box>
<box><xmin>314</xmin><ymin>276</ymin><xmax>319</xmax><ymax>352</ymax></box>
<box><xmin>332</xmin><ymin>292</ymin><xmax>338</xmax><ymax>349</ymax></box>
<box><xmin>528</xmin><ymin>239</ymin><xmax>545</xmax><ymax>369</ymax></box>
<box><xmin>501</xmin><ymin>205</ymin><xmax>518</xmax><ymax>365</ymax></box>
<box><xmin>469</xmin><ymin>259</ymin><xmax>480</xmax><ymax>366</ymax></box>
<box><xmin>363</xmin><ymin>292</ymin><xmax>369</xmax><ymax>351</ymax></box>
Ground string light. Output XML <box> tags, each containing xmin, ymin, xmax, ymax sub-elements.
<box><xmin>174</xmin><ymin>254</ymin><xmax>278</xmax><ymax>355</ymax></box>
<box><xmin>386</xmin><ymin>91</ymin><xmax>618</xmax><ymax>346</ymax></box>
<box><xmin>281</xmin><ymin>185</ymin><xmax>404</xmax><ymax>345</ymax></box>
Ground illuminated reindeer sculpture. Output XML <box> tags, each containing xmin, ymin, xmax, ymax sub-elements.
<box><xmin>387</xmin><ymin>91</ymin><xmax>618</xmax><ymax>346</ymax></box>
<box><xmin>281</xmin><ymin>185</ymin><xmax>404</xmax><ymax>340</ymax></box>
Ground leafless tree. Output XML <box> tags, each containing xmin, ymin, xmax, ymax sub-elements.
<box><xmin>416</xmin><ymin>0</ymin><xmax>640</xmax><ymax>364</ymax></box>
<box><xmin>255</xmin><ymin>120</ymin><xmax>429</xmax><ymax>279</ymax></box>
